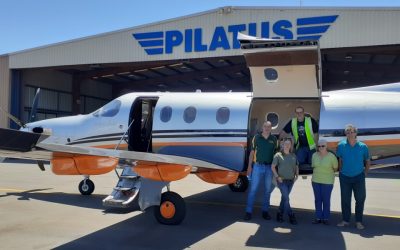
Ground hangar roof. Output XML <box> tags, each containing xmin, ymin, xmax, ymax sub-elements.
<box><xmin>5</xmin><ymin>7</ymin><xmax>400</xmax><ymax>92</ymax></box>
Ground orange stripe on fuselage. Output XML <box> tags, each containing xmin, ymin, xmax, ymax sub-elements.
<box><xmin>153</xmin><ymin>142</ymin><xmax>247</xmax><ymax>147</ymax></box>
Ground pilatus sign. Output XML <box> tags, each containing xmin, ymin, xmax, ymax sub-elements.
<box><xmin>133</xmin><ymin>15</ymin><xmax>338</xmax><ymax>55</ymax></box>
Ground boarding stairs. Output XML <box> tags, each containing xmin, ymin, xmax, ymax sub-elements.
<box><xmin>102</xmin><ymin>159</ymin><xmax>141</xmax><ymax>208</ymax></box>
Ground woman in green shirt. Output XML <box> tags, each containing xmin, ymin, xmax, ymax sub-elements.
<box><xmin>311</xmin><ymin>139</ymin><xmax>338</xmax><ymax>225</ymax></box>
<box><xmin>271</xmin><ymin>138</ymin><xmax>299</xmax><ymax>225</ymax></box>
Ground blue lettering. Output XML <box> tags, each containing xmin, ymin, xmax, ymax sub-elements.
<box><xmin>272</xmin><ymin>20</ymin><xmax>293</xmax><ymax>39</ymax></box>
<box><xmin>165</xmin><ymin>30</ymin><xmax>183</xmax><ymax>54</ymax></box>
<box><xmin>209</xmin><ymin>27</ymin><xmax>230</xmax><ymax>51</ymax></box>
<box><xmin>248</xmin><ymin>23</ymin><xmax>257</xmax><ymax>36</ymax></box>
<box><xmin>261</xmin><ymin>22</ymin><xmax>270</xmax><ymax>38</ymax></box>
<box><xmin>185</xmin><ymin>29</ymin><xmax>193</xmax><ymax>52</ymax></box>
<box><xmin>194</xmin><ymin>28</ymin><xmax>207</xmax><ymax>52</ymax></box>
<box><xmin>228</xmin><ymin>24</ymin><xmax>246</xmax><ymax>49</ymax></box>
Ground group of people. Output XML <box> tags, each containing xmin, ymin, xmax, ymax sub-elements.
<box><xmin>244</xmin><ymin>106</ymin><xmax>370</xmax><ymax>230</ymax></box>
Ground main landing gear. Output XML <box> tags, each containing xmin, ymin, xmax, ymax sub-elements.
<box><xmin>228</xmin><ymin>174</ymin><xmax>249</xmax><ymax>192</ymax></box>
<box><xmin>154</xmin><ymin>191</ymin><xmax>186</xmax><ymax>225</ymax></box>
<box><xmin>78</xmin><ymin>177</ymin><xmax>95</xmax><ymax>195</ymax></box>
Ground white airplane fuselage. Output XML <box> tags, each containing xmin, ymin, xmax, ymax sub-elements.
<box><xmin>22</xmin><ymin>89</ymin><xmax>400</xmax><ymax>174</ymax></box>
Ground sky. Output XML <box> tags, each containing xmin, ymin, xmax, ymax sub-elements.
<box><xmin>1</xmin><ymin>0</ymin><xmax>399</xmax><ymax>55</ymax></box>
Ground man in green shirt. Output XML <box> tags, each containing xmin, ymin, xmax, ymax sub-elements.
<box><xmin>244</xmin><ymin>121</ymin><xmax>277</xmax><ymax>221</ymax></box>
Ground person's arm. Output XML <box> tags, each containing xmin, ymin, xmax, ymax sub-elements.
<box><xmin>294</xmin><ymin>165</ymin><xmax>299</xmax><ymax>181</ymax></box>
<box><xmin>311</xmin><ymin>117</ymin><xmax>319</xmax><ymax>133</ymax></box>
<box><xmin>271</xmin><ymin>154</ymin><xmax>282</xmax><ymax>183</ymax></box>
<box><xmin>332</xmin><ymin>153</ymin><xmax>339</xmax><ymax>172</ymax></box>
<box><xmin>247</xmin><ymin>150</ymin><xmax>254</xmax><ymax>177</ymax></box>
<box><xmin>364</xmin><ymin>160</ymin><xmax>370</xmax><ymax>176</ymax></box>
<box><xmin>364</xmin><ymin>145</ymin><xmax>370</xmax><ymax>175</ymax></box>
<box><xmin>280</xmin><ymin>121</ymin><xmax>292</xmax><ymax>140</ymax></box>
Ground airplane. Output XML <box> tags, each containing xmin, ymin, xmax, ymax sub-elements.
<box><xmin>1</xmin><ymin>35</ymin><xmax>400</xmax><ymax>225</ymax></box>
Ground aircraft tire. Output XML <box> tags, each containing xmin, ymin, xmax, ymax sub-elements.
<box><xmin>154</xmin><ymin>191</ymin><xmax>186</xmax><ymax>225</ymax></box>
<box><xmin>79</xmin><ymin>179</ymin><xmax>95</xmax><ymax>195</ymax></box>
<box><xmin>228</xmin><ymin>175</ymin><xmax>249</xmax><ymax>192</ymax></box>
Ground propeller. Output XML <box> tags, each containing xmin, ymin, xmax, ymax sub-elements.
<box><xmin>0</xmin><ymin>88</ymin><xmax>45</xmax><ymax>171</ymax></box>
<box><xmin>28</xmin><ymin>88</ymin><xmax>41</xmax><ymax>123</ymax></box>
<box><xmin>0</xmin><ymin>88</ymin><xmax>41</xmax><ymax>128</ymax></box>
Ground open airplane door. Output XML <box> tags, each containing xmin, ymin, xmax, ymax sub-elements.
<box><xmin>239</xmin><ymin>33</ymin><xmax>321</xmax><ymax>98</ymax></box>
<box><xmin>239</xmin><ymin>34</ymin><xmax>322</xmax><ymax>172</ymax></box>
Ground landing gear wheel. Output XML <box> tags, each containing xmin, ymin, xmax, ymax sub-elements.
<box><xmin>229</xmin><ymin>175</ymin><xmax>249</xmax><ymax>192</ymax></box>
<box><xmin>79</xmin><ymin>179</ymin><xmax>95</xmax><ymax>195</ymax></box>
<box><xmin>154</xmin><ymin>191</ymin><xmax>186</xmax><ymax>225</ymax></box>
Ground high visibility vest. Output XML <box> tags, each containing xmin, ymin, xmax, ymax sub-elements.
<box><xmin>291</xmin><ymin>117</ymin><xmax>316</xmax><ymax>150</ymax></box>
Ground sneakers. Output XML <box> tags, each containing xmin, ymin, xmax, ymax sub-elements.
<box><xmin>356</xmin><ymin>222</ymin><xmax>365</xmax><ymax>230</ymax></box>
<box><xmin>337</xmin><ymin>221</ymin><xmax>350</xmax><ymax>227</ymax></box>
<box><xmin>262</xmin><ymin>211</ymin><xmax>271</xmax><ymax>220</ymax></box>
<box><xmin>312</xmin><ymin>219</ymin><xmax>321</xmax><ymax>224</ymax></box>
<box><xmin>276</xmin><ymin>212</ymin><xmax>284</xmax><ymax>223</ymax></box>
<box><xmin>244</xmin><ymin>212</ymin><xmax>252</xmax><ymax>221</ymax></box>
<box><xmin>289</xmin><ymin>213</ymin><xmax>297</xmax><ymax>225</ymax></box>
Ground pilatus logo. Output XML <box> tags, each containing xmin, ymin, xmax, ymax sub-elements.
<box><xmin>133</xmin><ymin>15</ymin><xmax>338</xmax><ymax>55</ymax></box>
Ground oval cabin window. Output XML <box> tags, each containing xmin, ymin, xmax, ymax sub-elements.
<box><xmin>160</xmin><ymin>106</ymin><xmax>172</xmax><ymax>123</ymax></box>
<box><xmin>266</xmin><ymin>112</ymin><xmax>279</xmax><ymax>129</ymax></box>
<box><xmin>264</xmin><ymin>68</ymin><xmax>278</xmax><ymax>82</ymax></box>
<box><xmin>216</xmin><ymin>107</ymin><xmax>230</xmax><ymax>124</ymax></box>
<box><xmin>183</xmin><ymin>106</ymin><xmax>197</xmax><ymax>123</ymax></box>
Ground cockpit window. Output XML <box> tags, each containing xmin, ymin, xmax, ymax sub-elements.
<box><xmin>92</xmin><ymin>100</ymin><xmax>121</xmax><ymax>117</ymax></box>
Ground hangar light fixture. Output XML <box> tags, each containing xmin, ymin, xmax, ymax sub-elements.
<box><xmin>345</xmin><ymin>55</ymin><xmax>352</xmax><ymax>61</ymax></box>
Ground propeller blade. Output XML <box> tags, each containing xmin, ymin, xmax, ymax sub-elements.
<box><xmin>0</xmin><ymin>106</ymin><xmax>25</xmax><ymax>128</ymax></box>
<box><xmin>37</xmin><ymin>160</ymin><xmax>45</xmax><ymax>171</ymax></box>
<box><xmin>29</xmin><ymin>88</ymin><xmax>41</xmax><ymax>123</ymax></box>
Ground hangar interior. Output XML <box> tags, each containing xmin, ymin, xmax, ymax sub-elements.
<box><xmin>18</xmin><ymin>43</ymin><xmax>400</xmax><ymax>122</ymax></box>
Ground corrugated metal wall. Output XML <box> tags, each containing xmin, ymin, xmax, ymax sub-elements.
<box><xmin>8</xmin><ymin>7</ymin><xmax>400</xmax><ymax>69</ymax></box>
<box><xmin>0</xmin><ymin>56</ymin><xmax>10</xmax><ymax>128</ymax></box>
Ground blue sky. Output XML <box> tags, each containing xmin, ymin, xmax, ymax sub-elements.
<box><xmin>1</xmin><ymin>0</ymin><xmax>399</xmax><ymax>54</ymax></box>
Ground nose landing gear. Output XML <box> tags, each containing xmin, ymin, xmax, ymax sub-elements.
<box><xmin>79</xmin><ymin>177</ymin><xmax>95</xmax><ymax>195</ymax></box>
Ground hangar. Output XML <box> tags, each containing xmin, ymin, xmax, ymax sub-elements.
<box><xmin>0</xmin><ymin>6</ymin><xmax>400</xmax><ymax>128</ymax></box>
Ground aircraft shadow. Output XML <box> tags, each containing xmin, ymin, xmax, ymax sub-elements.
<box><xmin>0</xmin><ymin>189</ymin><xmax>110</xmax><ymax>210</ymax></box>
<box><xmin>51</xmin><ymin>186</ymin><xmax>400</xmax><ymax>250</ymax></box>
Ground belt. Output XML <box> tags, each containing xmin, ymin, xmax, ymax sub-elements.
<box><xmin>256</xmin><ymin>162</ymin><xmax>271</xmax><ymax>165</ymax></box>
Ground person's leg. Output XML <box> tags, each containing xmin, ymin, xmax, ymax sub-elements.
<box><xmin>245</xmin><ymin>164</ymin><xmax>262</xmax><ymax>214</ymax></box>
<box><xmin>262</xmin><ymin>165</ymin><xmax>273</xmax><ymax>213</ymax></box>
<box><xmin>353</xmin><ymin>173</ymin><xmax>366</xmax><ymax>223</ymax></box>
<box><xmin>307</xmin><ymin>148</ymin><xmax>316</xmax><ymax>165</ymax></box>
<box><xmin>321</xmin><ymin>184</ymin><xmax>334</xmax><ymax>221</ymax></box>
<box><xmin>286</xmin><ymin>180</ymin><xmax>294</xmax><ymax>215</ymax></box>
<box><xmin>296</xmin><ymin>147</ymin><xmax>308</xmax><ymax>165</ymax></box>
<box><xmin>312</xmin><ymin>182</ymin><xmax>323</xmax><ymax>220</ymax></box>
<box><xmin>278</xmin><ymin>181</ymin><xmax>291</xmax><ymax>216</ymax></box>
<box><xmin>339</xmin><ymin>174</ymin><xmax>352</xmax><ymax>223</ymax></box>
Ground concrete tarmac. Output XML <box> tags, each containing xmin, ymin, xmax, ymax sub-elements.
<box><xmin>0</xmin><ymin>161</ymin><xmax>399</xmax><ymax>250</ymax></box>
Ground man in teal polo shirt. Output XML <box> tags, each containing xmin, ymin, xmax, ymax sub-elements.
<box><xmin>244</xmin><ymin>121</ymin><xmax>277</xmax><ymax>221</ymax></box>
<box><xmin>336</xmin><ymin>124</ymin><xmax>370</xmax><ymax>230</ymax></box>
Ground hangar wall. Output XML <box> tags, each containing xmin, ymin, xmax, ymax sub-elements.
<box><xmin>8</xmin><ymin>7</ymin><xmax>400</xmax><ymax>68</ymax></box>
<box><xmin>0</xmin><ymin>56</ymin><xmax>10</xmax><ymax>128</ymax></box>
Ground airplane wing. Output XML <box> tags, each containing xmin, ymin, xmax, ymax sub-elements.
<box><xmin>0</xmin><ymin>128</ymin><xmax>228</xmax><ymax>171</ymax></box>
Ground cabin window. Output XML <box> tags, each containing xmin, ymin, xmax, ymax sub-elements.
<box><xmin>160</xmin><ymin>106</ymin><xmax>172</xmax><ymax>123</ymax></box>
<box><xmin>183</xmin><ymin>106</ymin><xmax>196</xmax><ymax>123</ymax></box>
<box><xmin>266</xmin><ymin>112</ymin><xmax>279</xmax><ymax>129</ymax></box>
<box><xmin>92</xmin><ymin>100</ymin><xmax>121</xmax><ymax>117</ymax></box>
<box><xmin>216</xmin><ymin>107</ymin><xmax>230</xmax><ymax>124</ymax></box>
<box><xmin>264</xmin><ymin>68</ymin><xmax>278</xmax><ymax>82</ymax></box>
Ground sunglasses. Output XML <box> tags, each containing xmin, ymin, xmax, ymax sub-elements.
<box><xmin>318</xmin><ymin>145</ymin><xmax>326</xmax><ymax>148</ymax></box>
<box><xmin>345</xmin><ymin>131</ymin><xmax>356</xmax><ymax>134</ymax></box>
